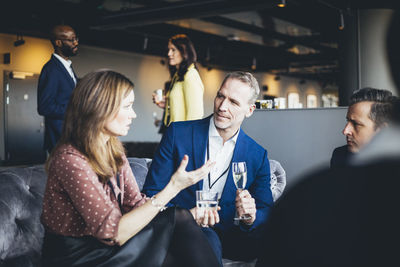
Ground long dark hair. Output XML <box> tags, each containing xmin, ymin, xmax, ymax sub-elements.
<box><xmin>169</xmin><ymin>34</ymin><xmax>198</xmax><ymax>82</ymax></box>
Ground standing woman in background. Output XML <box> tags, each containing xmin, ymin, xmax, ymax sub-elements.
<box><xmin>153</xmin><ymin>34</ymin><xmax>204</xmax><ymax>130</ymax></box>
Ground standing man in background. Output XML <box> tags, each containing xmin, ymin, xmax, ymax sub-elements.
<box><xmin>37</xmin><ymin>25</ymin><xmax>79</xmax><ymax>154</ymax></box>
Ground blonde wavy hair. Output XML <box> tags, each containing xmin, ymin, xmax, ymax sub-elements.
<box><xmin>46</xmin><ymin>69</ymin><xmax>134</xmax><ymax>183</ymax></box>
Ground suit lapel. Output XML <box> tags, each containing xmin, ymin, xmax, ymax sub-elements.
<box><xmin>192</xmin><ymin>116</ymin><xmax>211</xmax><ymax>190</ymax></box>
<box><xmin>70</xmin><ymin>64</ymin><xmax>78</xmax><ymax>82</ymax></box>
<box><xmin>220</xmin><ymin>129</ymin><xmax>248</xmax><ymax>204</ymax></box>
<box><xmin>51</xmin><ymin>55</ymin><xmax>76</xmax><ymax>87</ymax></box>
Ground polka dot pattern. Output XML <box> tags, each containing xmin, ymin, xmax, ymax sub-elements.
<box><xmin>41</xmin><ymin>144</ymin><xmax>146</xmax><ymax>245</ymax></box>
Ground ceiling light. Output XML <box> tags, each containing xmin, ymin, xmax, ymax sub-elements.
<box><xmin>277</xmin><ymin>0</ymin><xmax>286</xmax><ymax>8</ymax></box>
<box><xmin>14</xmin><ymin>35</ymin><xmax>25</xmax><ymax>47</ymax></box>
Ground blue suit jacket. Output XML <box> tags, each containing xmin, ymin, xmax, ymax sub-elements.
<box><xmin>143</xmin><ymin>116</ymin><xmax>273</xmax><ymax>233</ymax></box>
<box><xmin>37</xmin><ymin>55</ymin><xmax>77</xmax><ymax>152</ymax></box>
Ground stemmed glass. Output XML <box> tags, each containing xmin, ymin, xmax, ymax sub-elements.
<box><xmin>232</xmin><ymin>162</ymin><xmax>251</xmax><ymax>220</ymax></box>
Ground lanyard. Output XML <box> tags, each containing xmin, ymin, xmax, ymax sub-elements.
<box><xmin>206</xmin><ymin>140</ymin><xmax>231</xmax><ymax>190</ymax></box>
<box><xmin>108</xmin><ymin>173</ymin><xmax>122</xmax><ymax>210</ymax></box>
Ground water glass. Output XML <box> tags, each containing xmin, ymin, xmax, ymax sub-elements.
<box><xmin>196</xmin><ymin>190</ymin><xmax>219</xmax><ymax>219</ymax></box>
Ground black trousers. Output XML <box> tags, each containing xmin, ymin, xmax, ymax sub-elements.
<box><xmin>202</xmin><ymin>225</ymin><xmax>264</xmax><ymax>263</ymax></box>
<box><xmin>42</xmin><ymin>208</ymin><xmax>219</xmax><ymax>267</ymax></box>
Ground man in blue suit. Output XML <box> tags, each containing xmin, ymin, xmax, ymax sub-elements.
<box><xmin>143</xmin><ymin>71</ymin><xmax>273</xmax><ymax>263</ymax></box>
<box><xmin>37</xmin><ymin>25</ymin><xmax>79</xmax><ymax>153</ymax></box>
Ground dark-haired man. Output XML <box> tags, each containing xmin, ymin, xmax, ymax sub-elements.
<box><xmin>330</xmin><ymin>87</ymin><xmax>395</xmax><ymax>168</ymax></box>
<box><xmin>37</xmin><ymin>25</ymin><xmax>79</xmax><ymax>153</ymax></box>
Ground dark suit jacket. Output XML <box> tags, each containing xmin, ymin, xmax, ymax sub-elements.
<box><xmin>143</xmin><ymin>116</ymin><xmax>273</xmax><ymax>233</ymax></box>
<box><xmin>330</xmin><ymin>145</ymin><xmax>353</xmax><ymax>169</ymax></box>
<box><xmin>37</xmin><ymin>55</ymin><xmax>77</xmax><ymax>152</ymax></box>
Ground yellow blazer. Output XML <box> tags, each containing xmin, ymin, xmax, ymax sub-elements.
<box><xmin>164</xmin><ymin>64</ymin><xmax>204</xmax><ymax>125</ymax></box>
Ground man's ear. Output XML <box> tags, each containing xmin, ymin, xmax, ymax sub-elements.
<box><xmin>245</xmin><ymin>104</ymin><xmax>256</xmax><ymax>118</ymax></box>
<box><xmin>55</xmin><ymin>39</ymin><xmax>62</xmax><ymax>48</ymax></box>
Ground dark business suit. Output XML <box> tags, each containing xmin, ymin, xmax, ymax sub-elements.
<box><xmin>330</xmin><ymin>145</ymin><xmax>354</xmax><ymax>169</ymax></box>
<box><xmin>143</xmin><ymin>115</ymin><xmax>273</xmax><ymax>262</ymax></box>
<box><xmin>37</xmin><ymin>55</ymin><xmax>77</xmax><ymax>153</ymax></box>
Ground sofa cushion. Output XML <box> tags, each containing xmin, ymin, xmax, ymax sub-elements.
<box><xmin>0</xmin><ymin>165</ymin><xmax>47</xmax><ymax>267</ymax></box>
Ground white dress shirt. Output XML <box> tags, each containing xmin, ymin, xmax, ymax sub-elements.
<box><xmin>202</xmin><ymin>117</ymin><xmax>239</xmax><ymax>199</ymax></box>
<box><xmin>53</xmin><ymin>53</ymin><xmax>77</xmax><ymax>85</ymax></box>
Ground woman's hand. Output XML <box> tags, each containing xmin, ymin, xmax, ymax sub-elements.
<box><xmin>152</xmin><ymin>93</ymin><xmax>166</xmax><ymax>108</ymax></box>
<box><xmin>117</xmin><ymin>156</ymin><xmax>213</xmax><ymax>245</ymax></box>
<box><xmin>169</xmin><ymin>155</ymin><xmax>214</xmax><ymax>192</ymax></box>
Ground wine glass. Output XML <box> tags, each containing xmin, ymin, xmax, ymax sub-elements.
<box><xmin>232</xmin><ymin>162</ymin><xmax>251</xmax><ymax>220</ymax></box>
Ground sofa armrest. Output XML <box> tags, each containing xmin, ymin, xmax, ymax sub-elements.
<box><xmin>127</xmin><ymin>157</ymin><xmax>152</xmax><ymax>191</ymax></box>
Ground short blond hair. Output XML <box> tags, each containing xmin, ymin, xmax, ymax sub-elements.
<box><xmin>220</xmin><ymin>71</ymin><xmax>260</xmax><ymax>104</ymax></box>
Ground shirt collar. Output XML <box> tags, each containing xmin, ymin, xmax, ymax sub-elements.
<box><xmin>188</xmin><ymin>63</ymin><xmax>195</xmax><ymax>70</ymax></box>
<box><xmin>209</xmin><ymin>116</ymin><xmax>239</xmax><ymax>144</ymax></box>
<box><xmin>53</xmin><ymin>53</ymin><xmax>72</xmax><ymax>66</ymax></box>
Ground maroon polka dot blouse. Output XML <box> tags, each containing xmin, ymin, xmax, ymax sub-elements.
<box><xmin>41</xmin><ymin>144</ymin><xmax>147</xmax><ymax>245</ymax></box>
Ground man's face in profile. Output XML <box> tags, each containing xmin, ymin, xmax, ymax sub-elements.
<box><xmin>55</xmin><ymin>26</ymin><xmax>78</xmax><ymax>58</ymax></box>
<box><xmin>59</xmin><ymin>29</ymin><xmax>78</xmax><ymax>57</ymax></box>
<box><xmin>343</xmin><ymin>101</ymin><xmax>378</xmax><ymax>153</ymax></box>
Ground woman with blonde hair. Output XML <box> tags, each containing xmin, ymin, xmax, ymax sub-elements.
<box><xmin>41</xmin><ymin>69</ymin><xmax>219</xmax><ymax>267</ymax></box>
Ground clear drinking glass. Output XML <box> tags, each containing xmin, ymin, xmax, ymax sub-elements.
<box><xmin>196</xmin><ymin>190</ymin><xmax>219</xmax><ymax>220</ymax></box>
<box><xmin>154</xmin><ymin>89</ymin><xmax>163</xmax><ymax>103</ymax></box>
<box><xmin>232</xmin><ymin>162</ymin><xmax>251</xmax><ymax>220</ymax></box>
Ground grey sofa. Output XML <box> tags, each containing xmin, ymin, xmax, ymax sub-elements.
<box><xmin>0</xmin><ymin>158</ymin><xmax>256</xmax><ymax>267</ymax></box>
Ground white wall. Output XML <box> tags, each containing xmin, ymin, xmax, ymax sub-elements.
<box><xmin>242</xmin><ymin>107</ymin><xmax>348</xmax><ymax>187</ymax></box>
